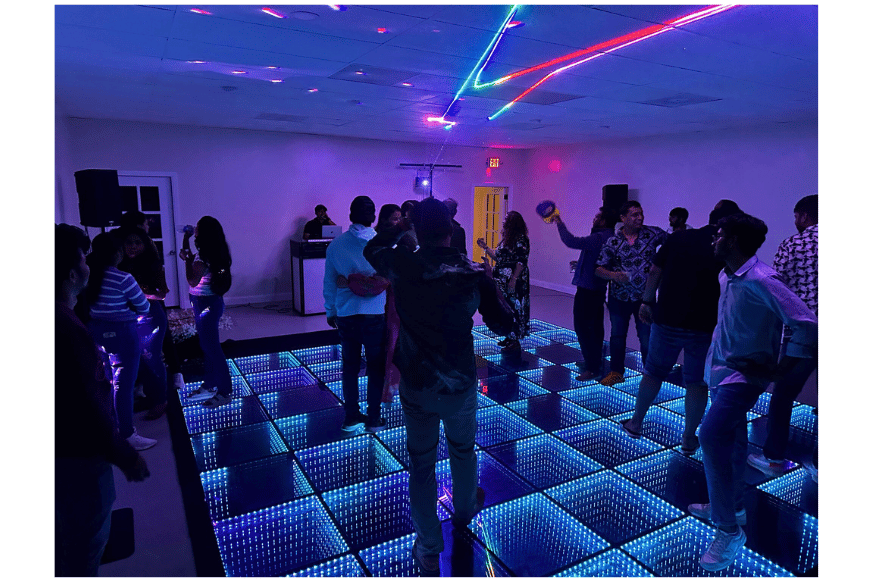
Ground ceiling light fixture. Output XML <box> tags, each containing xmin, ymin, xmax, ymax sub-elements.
<box><xmin>187</xmin><ymin>60</ymin><xmax>206</xmax><ymax>64</ymax></box>
<box><xmin>426</xmin><ymin>116</ymin><xmax>457</xmax><ymax>127</ymax></box>
<box><xmin>231</xmin><ymin>70</ymin><xmax>247</xmax><ymax>75</ymax></box>
<box><xmin>328</xmin><ymin>5</ymin><xmax>347</xmax><ymax>11</ymax></box>
<box><xmin>266</xmin><ymin>66</ymin><xmax>279</xmax><ymax>70</ymax></box>
<box><xmin>270</xmin><ymin>79</ymin><xmax>283</xmax><ymax>83</ymax></box>
<box><xmin>377</xmin><ymin>27</ymin><xmax>388</xmax><ymax>34</ymax></box>
<box><xmin>261</xmin><ymin>7</ymin><xmax>287</xmax><ymax>19</ymax></box>
<box><xmin>308</xmin><ymin>88</ymin><xmax>318</xmax><ymax>93</ymax></box>
<box><xmin>485</xmin><ymin>4</ymin><xmax>739</xmax><ymax>120</ymax></box>
<box><xmin>400</xmin><ymin>82</ymin><xmax>414</xmax><ymax>87</ymax></box>
<box><xmin>190</xmin><ymin>8</ymin><xmax>212</xmax><ymax>15</ymax></box>
<box><xmin>507</xmin><ymin>20</ymin><xmax>525</xmax><ymax>29</ymax></box>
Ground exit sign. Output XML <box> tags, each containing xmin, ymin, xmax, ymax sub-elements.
<box><xmin>488</xmin><ymin>157</ymin><xmax>500</xmax><ymax>168</ymax></box>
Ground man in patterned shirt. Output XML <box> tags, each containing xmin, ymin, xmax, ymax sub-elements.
<box><xmin>747</xmin><ymin>195</ymin><xmax>818</xmax><ymax>476</ymax></box>
<box><xmin>595</xmin><ymin>200</ymin><xmax>667</xmax><ymax>386</ymax></box>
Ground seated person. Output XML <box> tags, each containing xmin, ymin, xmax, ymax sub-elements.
<box><xmin>303</xmin><ymin>204</ymin><xmax>336</xmax><ymax>239</ymax></box>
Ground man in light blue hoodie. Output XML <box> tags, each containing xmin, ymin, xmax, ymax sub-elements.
<box><xmin>324</xmin><ymin>196</ymin><xmax>388</xmax><ymax>432</ymax></box>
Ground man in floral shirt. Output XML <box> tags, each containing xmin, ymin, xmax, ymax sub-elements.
<box><xmin>747</xmin><ymin>195</ymin><xmax>818</xmax><ymax>477</ymax></box>
<box><xmin>595</xmin><ymin>200</ymin><xmax>667</xmax><ymax>386</ymax></box>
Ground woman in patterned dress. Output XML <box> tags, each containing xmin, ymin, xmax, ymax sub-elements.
<box><xmin>477</xmin><ymin>211</ymin><xmax>530</xmax><ymax>352</ymax></box>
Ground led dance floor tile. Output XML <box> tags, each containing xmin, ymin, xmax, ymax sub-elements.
<box><xmin>533</xmin><ymin>328</ymin><xmax>580</xmax><ymax>344</ymax></box>
<box><xmin>518</xmin><ymin>333</ymin><xmax>553</xmax><ymax>350</ymax></box>
<box><xmin>472</xmin><ymin>324</ymin><xmax>501</xmax><ymax>338</ymax></box>
<box><xmin>528</xmin><ymin>318</ymin><xmax>564</xmax><ymax>333</ymax></box>
<box><xmin>199</xmin><ymin>453</ymin><xmax>313</xmax><ymax>521</ymax></box>
<box><xmin>555</xmin><ymin>418</ymin><xmax>664</xmax><ymax>468</ymax></box>
<box><xmin>256</xmin><ymin>384</ymin><xmax>340</xmax><ymax>418</ymax></box>
<box><xmin>475</xmin><ymin>405</ymin><xmax>543</xmax><ymax>447</ymax></box>
<box><xmin>622</xmin><ymin>517</ymin><xmax>793</xmax><ymax>577</ymax></box>
<box><xmin>180</xmin><ymin>376</ymin><xmax>252</xmax><ymax>405</ymax></box>
<box><xmin>519</xmin><ymin>365</ymin><xmax>597</xmax><ymax>392</ymax></box>
<box><xmin>308</xmin><ymin>360</ymin><xmax>358</xmax><ymax>385</ymax></box>
<box><xmin>533</xmin><ymin>343</ymin><xmax>586</xmax><ymax>365</ymax></box>
<box><xmin>506</xmin><ymin>392</ymin><xmax>599</xmax><ymax>431</ymax></box>
<box><xmin>275</xmin><ymin>407</ymin><xmax>363</xmax><ymax>451</ymax></box>
<box><xmin>435</xmin><ymin>450</ymin><xmax>534</xmax><ymax>515</ymax></box>
<box><xmin>477</xmin><ymin>374</ymin><xmax>548</xmax><ymax>404</ymax></box>
<box><xmin>374</xmin><ymin>424</ymin><xmax>451</xmax><ymax>469</ymax></box>
<box><xmin>473</xmin><ymin>338</ymin><xmax>501</xmax><ymax>357</ymax></box>
<box><xmin>758</xmin><ymin>468</ymin><xmax>818</xmax><ymax>517</ymax></box>
<box><xmin>182</xmin><ymin>395</ymin><xmax>270</xmax><ymax>434</ymax></box>
<box><xmin>233</xmin><ymin>351</ymin><xmax>301</xmax><ymax>375</ymax></box>
<box><xmin>213</xmin><ymin>495</ymin><xmax>348</xmax><ymax>576</ymax></box>
<box><xmin>553</xmin><ymin>548</ymin><xmax>654</xmax><ymax>577</ymax></box>
<box><xmin>561</xmin><ymin>383</ymin><xmax>638</xmax><ymax>417</ymax></box>
<box><xmin>291</xmin><ymin>344</ymin><xmax>343</xmax><ymax>367</ymax></box>
<box><xmin>614</xmin><ymin>449</ymin><xmax>709</xmax><ymax>511</ymax></box>
<box><xmin>611</xmin><ymin>376</ymin><xmax>686</xmax><ymax>404</ymax></box>
<box><xmin>546</xmin><ymin>470</ymin><xmax>683</xmax><ymax>545</ymax></box>
<box><xmin>322</xmin><ymin>472</ymin><xmax>416</xmax><ymax>551</ymax></box>
<box><xmin>612</xmin><ymin>407</ymin><xmax>687</xmax><ymax>448</ymax></box>
<box><xmin>488</xmin><ymin>433</ymin><xmax>602</xmax><ymax>489</ymax></box>
<box><xmin>190</xmin><ymin>421</ymin><xmax>288</xmax><ymax>472</ymax></box>
<box><xmin>287</xmin><ymin>553</ymin><xmax>365</xmax><ymax>577</ymax></box>
<box><xmin>245</xmin><ymin>367</ymin><xmax>319</xmax><ymax>394</ymax></box>
<box><xmin>744</xmin><ymin>490</ymin><xmax>818</xmax><ymax>575</ymax></box>
<box><xmin>296</xmin><ymin>434</ymin><xmax>403</xmax><ymax>492</ymax></box>
<box><xmin>486</xmin><ymin>351</ymin><xmax>554</xmax><ymax>373</ymax></box>
<box><xmin>469</xmin><ymin>492</ymin><xmax>609</xmax><ymax>576</ymax></box>
<box><xmin>326</xmin><ymin>377</ymin><xmax>368</xmax><ymax>405</ymax></box>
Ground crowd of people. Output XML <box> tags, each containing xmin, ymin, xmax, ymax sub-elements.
<box><xmin>55</xmin><ymin>191</ymin><xmax>817</xmax><ymax>575</ymax></box>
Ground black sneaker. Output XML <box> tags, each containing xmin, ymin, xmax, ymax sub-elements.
<box><xmin>341</xmin><ymin>412</ymin><xmax>366</xmax><ymax>432</ymax></box>
<box><xmin>364</xmin><ymin>416</ymin><xmax>387</xmax><ymax>433</ymax></box>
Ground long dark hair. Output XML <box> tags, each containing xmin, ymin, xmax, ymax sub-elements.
<box><xmin>84</xmin><ymin>231</ymin><xmax>124</xmax><ymax>307</ymax></box>
<box><xmin>117</xmin><ymin>226</ymin><xmax>162</xmax><ymax>289</ymax></box>
<box><xmin>376</xmin><ymin>203</ymin><xmax>401</xmax><ymax>233</ymax></box>
<box><xmin>501</xmin><ymin>211</ymin><xmax>528</xmax><ymax>248</ymax></box>
<box><xmin>195</xmin><ymin>216</ymin><xmax>231</xmax><ymax>272</ymax></box>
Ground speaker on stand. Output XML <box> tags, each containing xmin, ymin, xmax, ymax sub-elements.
<box><xmin>74</xmin><ymin>169</ymin><xmax>123</xmax><ymax>232</ymax></box>
<box><xmin>602</xmin><ymin>184</ymin><xmax>629</xmax><ymax>212</ymax></box>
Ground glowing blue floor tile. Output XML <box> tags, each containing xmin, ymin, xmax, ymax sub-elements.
<box><xmin>469</xmin><ymin>492</ymin><xmax>609</xmax><ymax>576</ymax></box>
<box><xmin>487</xmin><ymin>434</ymin><xmax>602</xmax><ymax>489</ymax></box>
<box><xmin>246</xmin><ymin>367</ymin><xmax>319</xmax><ymax>394</ymax></box>
<box><xmin>478</xmin><ymin>374</ymin><xmax>548</xmax><ymax>404</ymax></box>
<box><xmin>746</xmin><ymin>491</ymin><xmax>818</xmax><ymax>575</ymax></box>
<box><xmin>199</xmin><ymin>453</ymin><xmax>313</xmax><ymax>520</ymax></box>
<box><xmin>546</xmin><ymin>470</ymin><xmax>683</xmax><ymax>545</ymax></box>
<box><xmin>789</xmin><ymin>404</ymin><xmax>817</xmax><ymax>433</ymax></box>
<box><xmin>182</xmin><ymin>395</ymin><xmax>270</xmax><ymax>434</ymax></box>
<box><xmin>610</xmin><ymin>376</ymin><xmax>686</xmax><ymax>404</ymax></box>
<box><xmin>553</xmin><ymin>548</ymin><xmax>654</xmax><ymax>577</ymax></box>
<box><xmin>322</xmin><ymin>472</ymin><xmax>416</xmax><ymax>551</ymax></box>
<box><xmin>233</xmin><ymin>351</ymin><xmax>301</xmax><ymax>375</ymax></box>
<box><xmin>519</xmin><ymin>334</ymin><xmax>554</xmax><ymax>350</ymax></box>
<box><xmin>472</xmin><ymin>324</ymin><xmax>501</xmax><ymax>338</ymax></box>
<box><xmin>287</xmin><ymin>553</ymin><xmax>365</xmax><ymax>577</ymax></box>
<box><xmin>506</xmin><ymin>393</ymin><xmax>599</xmax><ymax>432</ymax></box>
<box><xmin>533</xmin><ymin>343</ymin><xmax>586</xmax><ymax>365</ymax></box>
<box><xmin>308</xmin><ymin>360</ymin><xmax>356</xmax><ymax>385</ymax></box>
<box><xmin>476</xmin><ymin>405</ymin><xmax>543</xmax><ymax>448</ymax></box>
<box><xmin>614</xmin><ymin>449</ymin><xmax>705</xmax><ymax>504</ymax></box>
<box><xmin>473</xmin><ymin>338</ymin><xmax>501</xmax><ymax>356</ymax></box>
<box><xmin>190</xmin><ymin>421</ymin><xmax>289</xmax><ymax>472</ymax></box>
<box><xmin>436</xmin><ymin>450</ymin><xmax>534</xmax><ymax>515</ymax></box>
<box><xmin>227</xmin><ymin>359</ymin><xmax>241</xmax><ymax>376</ymax></box>
<box><xmin>622</xmin><ymin>517</ymin><xmax>793</xmax><ymax>577</ymax></box>
<box><xmin>291</xmin><ymin>344</ymin><xmax>343</xmax><ymax>367</ymax></box>
<box><xmin>561</xmin><ymin>384</ymin><xmax>637</xmax><ymax>418</ymax></box>
<box><xmin>477</xmin><ymin>391</ymin><xmax>498</xmax><ymax>408</ymax></box>
<box><xmin>751</xmin><ymin>391</ymin><xmax>804</xmax><ymax>417</ymax></box>
<box><xmin>375</xmin><ymin>424</ymin><xmax>450</xmax><ymax>468</ymax></box>
<box><xmin>471</xmin><ymin>329</ymin><xmax>491</xmax><ymax>341</ymax></box>
<box><xmin>486</xmin><ymin>352</ymin><xmax>554</xmax><ymax>373</ymax></box>
<box><xmin>297</xmin><ymin>434</ymin><xmax>402</xmax><ymax>492</ymax></box>
<box><xmin>758</xmin><ymin>468</ymin><xmax>817</xmax><ymax>514</ymax></box>
<box><xmin>326</xmin><ymin>377</ymin><xmax>369</xmax><ymax>405</ymax></box>
<box><xmin>519</xmin><ymin>365</ymin><xmax>597</xmax><ymax>392</ymax></box>
<box><xmin>180</xmin><ymin>376</ymin><xmax>252</xmax><ymax>405</ymax></box>
<box><xmin>529</xmin><ymin>319</ymin><xmax>565</xmax><ymax>333</ymax></box>
<box><xmin>612</xmin><ymin>407</ymin><xmax>686</xmax><ymax>447</ymax></box>
<box><xmin>213</xmin><ymin>495</ymin><xmax>348</xmax><ymax>576</ymax></box>
<box><xmin>554</xmin><ymin>418</ymin><xmax>663</xmax><ymax>468</ymax></box>
<box><xmin>257</xmin><ymin>384</ymin><xmax>340</xmax><ymax>418</ymax></box>
<box><xmin>276</xmin><ymin>406</ymin><xmax>371</xmax><ymax>451</ymax></box>
<box><xmin>533</xmin><ymin>329</ymin><xmax>579</xmax><ymax>344</ymax></box>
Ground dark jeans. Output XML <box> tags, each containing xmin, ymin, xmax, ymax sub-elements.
<box><xmin>138</xmin><ymin>300</ymin><xmax>168</xmax><ymax>406</ymax></box>
<box><xmin>55</xmin><ymin>457</ymin><xmax>116</xmax><ymax>576</ymax></box>
<box><xmin>336</xmin><ymin>314</ymin><xmax>386</xmax><ymax>420</ymax></box>
<box><xmin>699</xmin><ymin>382</ymin><xmax>764</xmax><ymax>527</ymax></box>
<box><xmin>573</xmin><ymin>287</ymin><xmax>606</xmax><ymax>374</ymax></box>
<box><xmin>607</xmin><ymin>296</ymin><xmax>651</xmax><ymax>374</ymax></box>
<box><xmin>89</xmin><ymin>318</ymin><xmax>141</xmax><ymax>439</ymax></box>
<box><xmin>191</xmin><ymin>294</ymin><xmax>232</xmax><ymax>397</ymax></box>
<box><xmin>763</xmin><ymin>347</ymin><xmax>817</xmax><ymax>461</ymax></box>
<box><xmin>401</xmin><ymin>383</ymin><xmax>478</xmax><ymax>554</ymax></box>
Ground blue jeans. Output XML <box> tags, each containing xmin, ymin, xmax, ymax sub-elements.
<box><xmin>764</xmin><ymin>346</ymin><xmax>817</xmax><ymax>461</ymax></box>
<box><xmin>336</xmin><ymin>314</ymin><xmax>386</xmax><ymax>420</ymax></box>
<box><xmin>607</xmin><ymin>297</ymin><xmax>650</xmax><ymax>374</ymax></box>
<box><xmin>89</xmin><ymin>318</ymin><xmax>141</xmax><ymax>438</ymax></box>
<box><xmin>138</xmin><ymin>300</ymin><xmax>168</xmax><ymax>405</ymax></box>
<box><xmin>644</xmin><ymin>323</ymin><xmax>711</xmax><ymax>385</ymax></box>
<box><xmin>699</xmin><ymin>382</ymin><xmax>764</xmax><ymax>527</ymax></box>
<box><xmin>401</xmin><ymin>383</ymin><xmax>478</xmax><ymax>554</ymax></box>
<box><xmin>55</xmin><ymin>457</ymin><xmax>116</xmax><ymax>576</ymax></box>
<box><xmin>191</xmin><ymin>294</ymin><xmax>232</xmax><ymax>397</ymax></box>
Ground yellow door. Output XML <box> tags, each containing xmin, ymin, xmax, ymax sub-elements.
<box><xmin>473</xmin><ymin>186</ymin><xmax>508</xmax><ymax>263</ymax></box>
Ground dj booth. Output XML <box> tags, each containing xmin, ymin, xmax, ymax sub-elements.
<box><xmin>289</xmin><ymin>236</ymin><xmax>333</xmax><ymax>315</ymax></box>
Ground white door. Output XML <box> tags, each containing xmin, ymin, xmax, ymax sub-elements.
<box><xmin>117</xmin><ymin>174</ymin><xmax>180</xmax><ymax>307</ymax></box>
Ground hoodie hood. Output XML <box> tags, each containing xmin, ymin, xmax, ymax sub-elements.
<box><xmin>349</xmin><ymin>223</ymin><xmax>376</xmax><ymax>241</ymax></box>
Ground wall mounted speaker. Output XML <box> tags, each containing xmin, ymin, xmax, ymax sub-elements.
<box><xmin>602</xmin><ymin>184</ymin><xmax>628</xmax><ymax>211</ymax></box>
<box><xmin>75</xmin><ymin>169</ymin><xmax>122</xmax><ymax>227</ymax></box>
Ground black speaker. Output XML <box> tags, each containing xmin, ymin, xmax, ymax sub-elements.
<box><xmin>602</xmin><ymin>184</ymin><xmax>628</xmax><ymax>210</ymax></box>
<box><xmin>75</xmin><ymin>169</ymin><xmax>122</xmax><ymax>227</ymax></box>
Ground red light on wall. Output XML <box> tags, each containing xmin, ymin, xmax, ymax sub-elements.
<box><xmin>488</xmin><ymin>157</ymin><xmax>501</xmax><ymax>168</ymax></box>
<box><xmin>548</xmin><ymin>160</ymin><xmax>561</xmax><ymax>173</ymax></box>
<box><xmin>486</xmin><ymin>167</ymin><xmax>492</xmax><ymax>178</ymax></box>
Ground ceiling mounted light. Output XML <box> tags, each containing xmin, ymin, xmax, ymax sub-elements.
<box><xmin>261</xmin><ymin>7</ymin><xmax>287</xmax><ymax>19</ymax></box>
<box><xmin>187</xmin><ymin>60</ymin><xmax>206</xmax><ymax>64</ymax></box>
<box><xmin>266</xmin><ymin>66</ymin><xmax>279</xmax><ymax>70</ymax></box>
<box><xmin>270</xmin><ymin>79</ymin><xmax>283</xmax><ymax>83</ymax></box>
<box><xmin>308</xmin><ymin>88</ymin><xmax>318</xmax><ymax>93</ymax></box>
<box><xmin>377</xmin><ymin>27</ymin><xmax>388</xmax><ymax>34</ymax></box>
<box><xmin>506</xmin><ymin>21</ymin><xmax>525</xmax><ymax>29</ymax></box>
<box><xmin>231</xmin><ymin>70</ymin><xmax>247</xmax><ymax>75</ymax></box>
<box><xmin>400</xmin><ymin>82</ymin><xmax>414</xmax><ymax>87</ymax></box>
<box><xmin>190</xmin><ymin>8</ymin><xmax>212</xmax><ymax>15</ymax></box>
<box><xmin>328</xmin><ymin>5</ymin><xmax>347</xmax><ymax>11</ymax></box>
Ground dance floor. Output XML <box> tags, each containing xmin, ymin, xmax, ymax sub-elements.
<box><xmin>171</xmin><ymin>320</ymin><xmax>817</xmax><ymax>577</ymax></box>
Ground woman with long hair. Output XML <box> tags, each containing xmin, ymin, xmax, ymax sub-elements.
<box><xmin>477</xmin><ymin>210</ymin><xmax>531</xmax><ymax>352</ymax></box>
<box><xmin>376</xmin><ymin>204</ymin><xmax>402</xmax><ymax>401</ymax></box>
<box><xmin>84</xmin><ymin>232</ymin><xmax>157</xmax><ymax>450</ymax></box>
<box><xmin>117</xmin><ymin>224</ymin><xmax>170</xmax><ymax>420</ymax></box>
<box><xmin>180</xmin><ymin>216</ymin><xmax>233</xmax><ymax>408</ymax></box>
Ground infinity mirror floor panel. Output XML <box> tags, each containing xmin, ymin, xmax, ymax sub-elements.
<box><xmin>175</xmin><ymin>323</ymin><xmax>816</xmax><ymax>576</ymax></box>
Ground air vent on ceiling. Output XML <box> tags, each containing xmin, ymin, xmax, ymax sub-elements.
<box><xmin>329</xmin><ymin>64</ymin><xmax>418</xmax><ymax>86</ymax></box>
<box><xmin>636</xmin><ymin>93</ymin><xmax>721</xmax><ymax>107</ymax></box>
<box><xmin>255</xmin><ymin>113</ymin><xmax>306</xmax><ymax>123</ymax></box>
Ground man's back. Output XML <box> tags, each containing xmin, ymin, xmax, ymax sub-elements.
<box><xmin>324</xmin><ymin>226</ymin><xmax>386</xmax><ymax>318</ymax></box>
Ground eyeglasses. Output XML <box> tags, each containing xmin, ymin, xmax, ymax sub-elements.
<box><xmin>712</xmin><ymin>232</ymin><xmax>728</xmax><ymax>243</ymax></box>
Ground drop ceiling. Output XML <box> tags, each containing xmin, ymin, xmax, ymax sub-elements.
<box><xmin>55</xmin><ymin>4</ymin><xmax>817</xmax><ymax>148</ymax></box>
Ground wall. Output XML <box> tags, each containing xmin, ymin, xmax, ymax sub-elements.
<box><xmin>518</xmin><ymin>122</ymin><xmax>818</xmax><ymax>293</ymax></box>
<box><xmin>59</xmin><ymin>118</ymin><xmax>529</xmax><ymax>304</ymax></box>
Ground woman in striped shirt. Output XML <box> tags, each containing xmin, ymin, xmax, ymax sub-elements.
<box><xmin>84</xmin><ymin>232</ymin><xmax>157</xmax><ymax>451</ymax></box>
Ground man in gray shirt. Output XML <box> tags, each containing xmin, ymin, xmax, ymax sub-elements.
<box><xmin>688</xmin><ymin>213</ymin><xmax>816</xmax><ymax>572</ymax></box>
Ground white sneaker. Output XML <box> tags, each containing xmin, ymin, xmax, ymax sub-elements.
<box><xmin>187</xmin><ymin>384</ymin><xmax>217</xmax><ymax>402</ymax></box>
<box><xmin>126</xmin><ymin>428</ymin><xmax>157</xmax><ymax>451</ymax></box>
<box><xmin>700</xmin><ymin>527</ymin><xmax>746</xmax><ymax>571</ymax></box>
<box><xmin>688</xmin><ymin>503</ymin><xmax>747</xmax><ymax>526</ymax></box>
<box><xmin>172</xmin><ymin>373</ymin><xmax>186</xmax><ymax>390</ymax></box>
<box><xmin>747</xmin><ymin>453</ymin><xmax>791</xmax><ymax>476</ymax></box>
